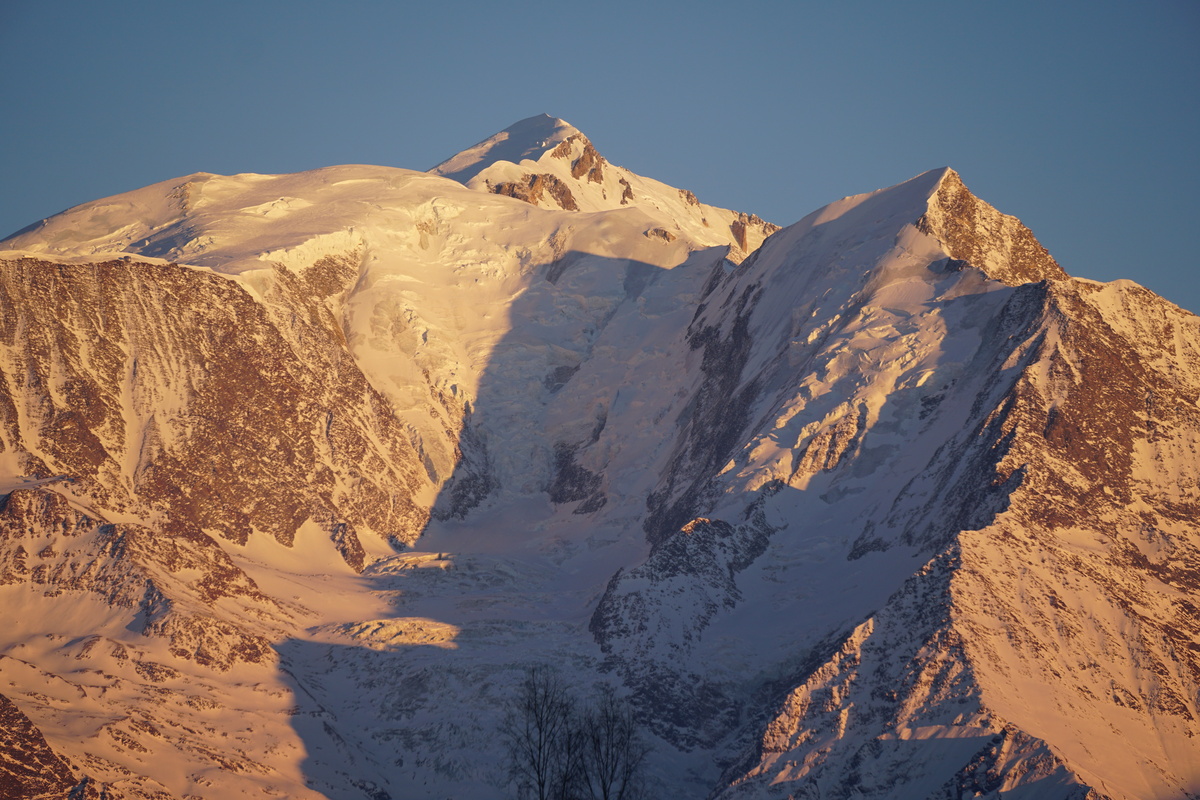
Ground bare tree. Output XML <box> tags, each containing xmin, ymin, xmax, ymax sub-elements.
<box><xmin>502</xmin><ymin>669</ymin><xmax>649</xmax><ymax>800</ymax></box>
<box><xmin>576</xmin><ymin>687</ymin><xmax>649</xmax><ymax>800</ymax></box>
<box><xmin>502</xmin><ymin>666</ymin><xmax>581</xmax><ymax>800</ymax></box>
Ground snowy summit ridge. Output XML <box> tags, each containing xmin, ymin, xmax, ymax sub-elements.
<box><xmin>428</xmin><ymin>113</ymin><xmax>580</xmax><ymax>183</ymax></box>
<box><xmin>428</xmin><ymin>113</ymin><xmax>780</xmax><ymax>259</ymax></box>
<box><xmin>0</xmin><ymin>115</ymin><xmax>1197</xmax><ymax>800</ymax></box>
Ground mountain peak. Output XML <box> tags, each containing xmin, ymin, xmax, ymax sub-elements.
<box><xmin>919</xmin><ymin>167</ymin><xmax>1068</xmax><ymax>285</ymax></box>
<box><xmin>426</xmin><ymin>115</ymin><xmax>779</xmax><ymax>259</ymax></box>
<box><xmin>428</xmin><ymin>114</ymin><xmax>582</xmax><ymax>183</ymax></box>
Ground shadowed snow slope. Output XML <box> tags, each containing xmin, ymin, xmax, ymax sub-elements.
<box><xmin>0</xmin><ymin>119</ymin><xmax>1197</xmax><ymax>800</ymax></box>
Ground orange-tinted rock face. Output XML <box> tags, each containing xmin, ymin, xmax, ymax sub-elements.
<box><xmin>491</xmin><ymin>172</ymin><xmax>580</xmax><ymax>210</ymax></box>
<box><xmin>917</xmin><ymin>170</ymin><xmax>1067</xmax><ymax>286</ymax></box>
<box><xmin>0</xmin><ymin>256</ymin><xmax>430</xmax><ymax>567</ymax></box>
<box><xmin>0</xmin><ymin>692</ymin><xmax>82</xmax><ymax>798</ymax></box>
<box><xmin>0</xmin><ymin>486</ymin><xmax>274</xmax><ymax>669</ymax></box>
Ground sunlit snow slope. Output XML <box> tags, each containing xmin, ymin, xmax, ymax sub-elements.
<box><xmin>430</xmin><ymin>113</ymin><xmax>779</xmax><ymax>260</ymax></box>
<box><xmin>1</xmin><ymin>117</ymin><xmax>1197</xmax><ymax>800</ymax></box>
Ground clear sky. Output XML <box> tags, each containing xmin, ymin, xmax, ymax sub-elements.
<box><xmin>2</xmin><ymin>1</ymin><xmax>1197</xmax><ymax>312</ymax></box>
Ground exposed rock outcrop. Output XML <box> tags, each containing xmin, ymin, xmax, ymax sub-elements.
<box><xmin>0</xmin><ymin>255</ymin><xmax>431</xmax><ymax>566</ymax></box>
<box><xmin>918</xmin><ymin>169</ymin><xmax>1067</xmax><ymax>285</ymax></box>
<box><xmin>0</xmin><ymin>488</ymin><xmax>273</xmax><ymax>669</ymax></box>
<box><xmin>0</xmin><ymin>692</ymin><xmax>87</xmax><ymax>799</ymax></box>
<box><xmin>491</xmin><ymin>172</ymin><xmax>580</xmax><ymax>210</ymax></box>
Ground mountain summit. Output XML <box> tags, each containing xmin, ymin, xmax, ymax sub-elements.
<box><xmin>922</xmin><ymin>167</ymin><xmax>1067</xmax><ymax>285</ymax></box>
<box><xmin>0</xmin><ymin>119</ymin><xmax>1197</xmax><ymax>800</ymax></box>
<box><xmin>429</xmin><ymin>114</ymin><xmax>779</xmax><ymax>258</ymax></box>
<box><xmin>428</xmin><ymin>113</ymin><xmax>581</xmax><ymax>183</ymax></box>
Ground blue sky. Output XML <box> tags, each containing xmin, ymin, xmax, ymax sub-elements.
<box><xmin>2</xmin><ymin>1</ymin><xmax>1197</xmax><ymax>312</ymax></box>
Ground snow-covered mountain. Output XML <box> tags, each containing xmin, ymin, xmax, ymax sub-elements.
<box><xmin>429</xmin><ymin>114</ymin><xmax>778</xmax><ymax>260</ymax></box>
<box><xmin>1</xmin><ymin>116</ymin><xmax>1197</xmax><ymax>800</ymax></box>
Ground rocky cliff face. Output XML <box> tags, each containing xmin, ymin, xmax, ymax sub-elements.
<box><xmin>0</xmin><ymin>691</ymin><xmax>92</xmax><ymax>799</ymax></box>
<box><xmin>0</xmin><ymin>255</ymin><xmax>431</xmax><ymax>565</ymax></box>
<box><xmin>0</xmin><ymin>124</ymin><xmax>1197</xmax><ymax>800</ymax></box>
<box><xmin>917</xmin><ymin>169</ymin><xmax>1067</xmax><ymax>285</ymax></box>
